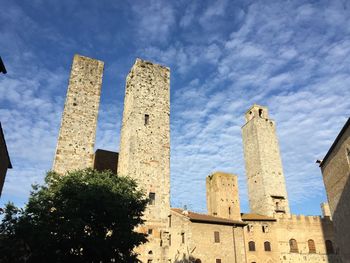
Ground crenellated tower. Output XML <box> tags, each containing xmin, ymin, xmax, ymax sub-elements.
<box><xmin>118</xmin><ymin>58</ymin><xmax>170</xmax><ymax>262</ymax></box>
<box><xmin>242</xmin><ymin>104</ymin><xmax>290</xmax><ymax>217</ymax></box>
<box><xmin>53</xmin><ymin>55</ymin><xmax>104</xmax><ymax>174</ymax></box>
<box><xmin>206</xmin><ymin>172</ymin><xmax>241</xmax><ymax>220</ymax></box>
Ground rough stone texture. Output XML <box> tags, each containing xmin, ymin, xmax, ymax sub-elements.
<box><xmin>321</xmin><ymin>202</ymin><xmax>332</xmax><ymax>218</ymax></box>
<box><xmin>242</xmin><ymin>104</ymin><xmax>290</xmax><ymax>217</ymax></box>
<box><xmin>117</xmin><ymin>58</ymin><xmax>170</xmax><ymax>262</ymax></box>
<box><xmin>244</xmin><ymin>219</ymin><xmax>280</xmax><ymax>263</ymax></box>
<box><xmin>320</xmin><ymin>119</ymin><xmax>350</xmax><ymax>263</ymax></box>
<box><xmin>275</xmin><ymin>214</ymin><xmax>340</xmax><ymax>263</ymax></box>
<box><xmin>93</xmin><ymin>149</ymin><xmax>118</xmax><ymax>174</ymax></box>
<box><xmin>0</xmin><ymin>122</ymin><xmax>12</xmax><ymax>197</ymax></box>
<box><xmin>53</xmin><ymin>54</ymin><xmax>103</xmax><ymax>174</ymax></box>
<box><xmin>206</xmin><ymin>172</ymin><xmax>241</xmax><ymax>220</ymax></box>
<box><xmin>169</xmin><ymin>209</ymin><xmax>247</xmax><ymax>263</ymax></box>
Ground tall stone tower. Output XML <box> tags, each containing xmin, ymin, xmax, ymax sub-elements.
<box><xmin>206</xmin><ymin>172</ymin><xmax>241</xmax><ymax>220</ymax></box>
<box><xmin>241</xmin><ymin>104</ymin><xmax>290</xmax><ymax>217</ymax></box>
<box><xmin>53</xmin><ymin>55</ymin><xmax>104</xmax><ymax>174</ymax></box>
<box><xmin>118</xmin><ymin>59</ymin><xmax>170</xmax><ymax>262</ymax></box>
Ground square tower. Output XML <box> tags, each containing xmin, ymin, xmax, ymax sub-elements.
<box><xmin>242</xmin><ymin>104</ymin><xmax>290</xmax><ymax>216</ymax></box>
<box><xmin>118</xmin><ymin>59</ymin><xmax>170</xmax><ymax>262</ymax></box>
<box><xmin>206</xmin><ymin>172</ymin><xmax>241</xmax><ymax>220</ymax></box>
<box><xmin>53</xmin><ymin>55</ymin><xmax>104</xmax><ymax>174</ymax></box>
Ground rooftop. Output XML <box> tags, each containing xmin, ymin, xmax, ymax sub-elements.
<box><xmin>171</xmin><ymin>208</ymin><xmax>246</xmax><ymax>226</ymax></box>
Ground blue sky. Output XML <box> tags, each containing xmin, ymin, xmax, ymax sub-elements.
<box><xmin>1</xmin><ymin>0</ymin><xmax>349</xmax><ymax>215</ymax></box>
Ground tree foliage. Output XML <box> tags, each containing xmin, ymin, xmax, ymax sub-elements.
<box><xmin>0</xmin><ymin>169</ymin><xmax>148</xmax><ymax>263</ymax></box>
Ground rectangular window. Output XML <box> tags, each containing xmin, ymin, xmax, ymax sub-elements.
<box><xmin>149</xmin><ymin>192</ymin><xmax>155</xmax><ymax>205</ymax></box>
<box><xmin>168</xmin><ymin>215</ymin><xmax>172</xmax><ymax>227</ymax></box>
<box><xmin>169</xmin><ymin>234</ymin><xmax>171</xmax><ymax>246</ymax></box>
<box><xmin>148</xmin><ymin>228</ymin><xmax>153</xmax><ymax>235</ymax></box>
<box><xmin>145</xmin><ymin>114</ymin><xmax>149</xmax><ymax>125</ymax></box>
<box><xmin>214</xmin><ymin>231</ymin><xmax>220</xmax><ymax>243</ymax></box>
<box><xmin>216</xmin><ymin>259</ymin><xmax>221</xmax><ymax>263</ymax></box>
<box><xmin>181</xmin><ymin>232</ymin><xmax>185</xmax><ymax>244</ymax></box>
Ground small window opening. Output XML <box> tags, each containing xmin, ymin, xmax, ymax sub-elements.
<box><xmin>264</xmin><ymin>241</ymin><xmax>271</xmax><ymax>251</ymax></box>
<box><xmin>325</xmin><ymin>240</ymin><xmax>334</xmax><ymax>254</ymax></box>
<box><xmin>214</xmin><ymin>231</ymin><xmax>220</xmax><ymax>243</ymax></box>
<box><xmin>181</xmin><ymin>232</ymin><xmax>185</xmax><ymax>244</ymax></box>
<box><xmin>289</xmin><ymin>239</ymin><xmax>298</xmax><ymax>253</ymax></box>
<box><xmin>145</xmin><ymin>114</ymin><xmax>149</xmax><ymax>125</ymax></box>
<box><xmin>148</xmin><ymin>250</ymin><xmax>153</xmax><ymax>255</ymax></box>
<box><xmin>168</xmin><ymin>215</ymin><xmax>172</xmax><ymax>227</ymax></box>
<box><xmin>147</xmin><ymin>260</ymin><xmax>153</xmax><ymax>263</ymax></box>
<box><xmin>248</xmin><ymin>241</ymin><xmax>256</xmax><ymax>251</ymax></box>
<box><xmin>149</xmin><ymin>192</ymin><xmax>155</xmax><ymax>205</ymax></box>
<box><xmin>216</xmin><ymin>259</ymin><xmax>221</xmax><ymax>263</ymax></box>
<box><xmin>148</xmin><ymin>229</ymin><xmax>153</xmax><ymax>235</ymax></box>
<box><xmin>259</xmin><ymin>109</ymin><xmax>263</xmax><ymax>117</ymax></box>
<box><xmin>169</xmin><ymin>234</ymin><xmax>171</xmax><ymax>246</ymax></box>
<box><xmin>229</xmin><ymin>207</ymin><xmax>231</xmax><ymax>215</ymax></box>
<box><xmin>308</xmin><ymin>239</ymin><xmax>316</xmax><ymax>253</ymax></box>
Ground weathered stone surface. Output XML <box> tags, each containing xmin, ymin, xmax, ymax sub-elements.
<box><xmin>118</xmin><ymin>58</ymin><xmax>170</xmax><ymax>262</ymax></box>
<box><xmin>53</xmin><ymin>54</ymin><xmax>103</xmax><ymax>174</ymax></box>
<box><xmin>206</xmin><ymin>172</ymin><xmax>241</xmax><ymax>220</ymax></box>
<box><xmin>320</xmin><ymin>118</ymin><xmax>350</xmax><ymax>263</ymax></box>
<box><xmin>242</xmin><ymin>104</ymin><xmax>290</xmax><ymax>216</ymax></box>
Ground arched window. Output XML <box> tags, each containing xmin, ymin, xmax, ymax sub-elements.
<box><xmin>289</xmin><ymin>239</ymin><xmax>298</xmax><ymax>253</ymax></box>
<box><xmin>308</xmin><ymin>239</ymin><xmax>316</xmax><ymax>253</ymax></box>
<box><xmin>248</xmin><ymin>241</ymin><xmax>256</xmax><ymax>251</ymax></box>
<box><xmin>325</xmin><ymin>240</ymin><xmax>334</xmax><ymax>254</ymax></box>
<box><xmin>264</xmin><ymin>241</ymin><xmax>271</xmax><ymax>251</ymax></box>
<box><xmin>194</xmin><ymin>259</ymin><xmax>202</xmax><ymax>263</ymax></box>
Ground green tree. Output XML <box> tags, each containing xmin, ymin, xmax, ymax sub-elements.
<box><xmin>0</xmin><ymin>169</ymin><xmax>148</xmax><ymax>263</ymax></box>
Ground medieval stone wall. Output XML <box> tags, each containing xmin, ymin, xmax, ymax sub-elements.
<box><xmin>321</xmin><ymin>121</ymin><xmax>350</xmax><ymax>263</ymax></box>
<box><xmin>242</xmin><ymin>104</ymin><xmax>290</xmax><ymax>216</ymax></box>
<box><xmin>53</xmin><ymin>55</ymin><xmax>103</xmax><ymax>174</ymax></box>
<box><xmin>206</xmin><ymin>172</ymin><xmax>241</xmax><ymax>220</ymax></box>
<box><xmin>117</xmin><ymin>58</ymin><xmax>171</xmax><ymax>262</ymax></box>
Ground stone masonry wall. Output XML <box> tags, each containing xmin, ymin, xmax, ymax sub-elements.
<box><xmin>242</xmin><ymin>104</ymin><xmax>290</xmax><ymax>216</ymax></box>
<box><xmin>117</xmin><ymin>58</ymin><xmax>171</xmax><ymax>262</ymax></box>
<box><xmin>206</xmin><ymin>172</ymin><xmax>241</xmax><ymax>220</ymax></box>
<box><xmin>321</xmin><ymin>123</ymin><xmax>350</xmax><ymax>263</ymax></box>
<box><xmin>53</xmin><ymin>54</ymin><xmax>103</xmax><ymax>174</ymax></box>
<box><xmin>275</xmin><ymin>214</ymin><xmax>341</xmax><ymax>263</ymax></box>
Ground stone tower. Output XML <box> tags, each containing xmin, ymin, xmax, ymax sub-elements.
<box><xmin>118</xmin><ymin>58</ymin><xmax>170</xmax><ymax>262</ymax></box>
<box><xmin>241</xmin><ymin>104</ymin><xmax>290</xmax><ymax>217</ymax></box>
<box><xmin>53</xmin><ymin>55</ymin><xmax>104</xmax><ymax>174</ymax></box>
<box><xmin>206</xmin><ymin>172</ymin><xmax>241</xmax><ymax>220</ymax></box>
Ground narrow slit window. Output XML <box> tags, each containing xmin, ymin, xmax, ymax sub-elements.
<box><xmin>214</xmin><ymin>231</ymin><xmax>220</xmax><ymax>243</ymax></box>
<box><xmin>149</xmin><ymin>192</ymin><xmax>155</xmax><ymax>205</ymax></box>
<box><xmin>145</xmin><ymin>114</ymin><xmax>149</xmax><ymax>125</ymax></box>
<box><xmin>181</xmin><ymin>232</ymin><xmax>185</xmax><ymax>244</ymax></box>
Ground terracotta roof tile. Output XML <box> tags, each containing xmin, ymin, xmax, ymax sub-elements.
<box><xmin>241</xmin><ymin>213</ymin><xmax>276</xmax><ymax>221</ymax></box>
<box><xmin>171</xmin><ymin>208</ymin><xmax>246</xmax><ymax>226</ymax></box>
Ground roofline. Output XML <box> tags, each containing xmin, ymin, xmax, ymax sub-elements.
<box><xmin>241</xmin><ymin>218</ymin><xmax>277</xmax><ymax>222</ymax></box>
<box><xmin>190</xmin><ymin>218</ymin><xmax>247</xmax><ymax>226</ymax></box>
<box><xmin>320</xmin><ymin>118</ymin><xmax>350</xmax><ymax>167</ymax></box>
<box><xmin>0</xmin><ymin>122</ymin><xmax>12</xmax><ymax>168</ymax></box>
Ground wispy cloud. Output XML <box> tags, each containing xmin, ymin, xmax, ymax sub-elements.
<box><xmin>1</xmin><ymin>0</ymin><xmax>349</xmax><ymax>217</ymax></box>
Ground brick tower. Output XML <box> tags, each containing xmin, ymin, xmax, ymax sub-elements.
<box><xmin>118</xmin><ymin>59</ymin><xmax>170</xmax><ymax>262</ymax></box>
<box><xmin>241</xmin><ymin>104</ymin><xmax>290</xmax><ymax>217</ymax></box>
<box><xmin>206</xmin><ymin>172</ymin><xmax>241</xmax><ymax>220</ymax></box>
<box><xmin>53</xmin><ymin>55</ymin><xmax>104</xmax><ymax>174</ymax></box>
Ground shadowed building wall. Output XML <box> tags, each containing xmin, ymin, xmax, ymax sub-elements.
<box><xmin>93</xmin><ymin>149</ymin><xmax>118</xmax><ymax>174</ymax></box>
<box><xmin>0</xmin><ymin>123</ymin><xmax>12</xmax><ymax>197</ymax></box>
<box><xmin>53</xmin><ymin>55</ymin><xmax>104</xmax><ymax>174</ymax></box>
<box><xmin>118</xmin><ymin>58</ymin><xmax>171</xmax><ymax>262</ymax></box>
<box><xmin>320</xmin><ymin>118</ymin><xmax>350</xmax><ymax>263</ymax></box>
<box><xmin>242</xmin><ymin>104</ymin><xmax>290</xmax><ymax>217</ymax></box>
